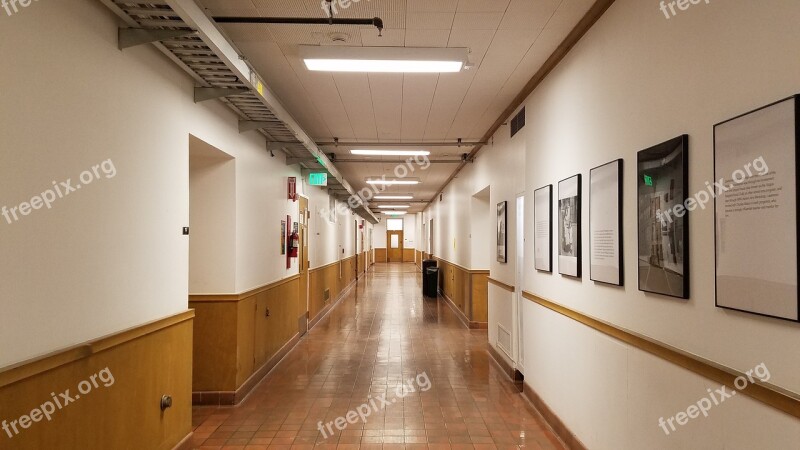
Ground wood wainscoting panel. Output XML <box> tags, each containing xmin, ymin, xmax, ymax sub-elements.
<box><xmin>0</xmin><ymin>312</ymin><xmax>193</xmax><ymax>450</ymax></box>
<box><xmin>402</xmin><ymin>248</ymin><xmax>415</xmax><ymax>262</ymax></box>
<box><xmin>308</xmin><ymin>256</ymin><xmax>358</xmax><ymax>326</ymax></box>
<box><xmin>434</xmin><ymin>258</ymin><xmax>490</xmax><ymax>329</ymax></box>
<box><xmin>471</xmin><ymin>271</ymin><xmax>490</xmax><ymax>323</ymax></box>
<box><xmin>253</xmin><ymin>278</ymin><xmax>299</xmax><ymax>378</ymax></box>
<box><xmin>190</xmin><ymin>302</ymin><xmax>238</xmax><ymax>392</ymax></box>
<box><xmin>374</xmin><ymin>248</ymin><xmax>387</xmax><ymax>263</ymax></box>
<box><xmin>236</xmin><ymin>297</ymin><xmax>256</xmax><ymax>389</ymax></box>
<box><xmin>189</xmin><ymin>276</ymin><xmax>302</xmax><ymax>405</ymax></box>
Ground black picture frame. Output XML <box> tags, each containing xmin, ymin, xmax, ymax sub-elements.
<box><xmin>558</xmin><ymin>174</ymin><xmax>582</xmax><ymax>278</ymax></box>
<box><xmin>590</xmin><ymin>159</ymin><xmax>624</xmax><ymax>286</ymax></box>
<box><xmin>636</xmin><ymin>135</ymin><xmax>690</xmax><ymax>299</ymax></box>
<box><xmin>497</xmin><ymin>201</ymin><xmax>508</xmax><ymax>263</ymax></box>
<box><xmin>534</xmin><ymin>185</ymin><xmax>553</xmax><ymax>273</ymax></box>
<box><xmin>713</xmin><ymin>95</ymin><xmax>800</xmax><ymax>322</ymax></box>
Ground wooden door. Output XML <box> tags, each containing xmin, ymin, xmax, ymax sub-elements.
<box><xmin>387</xmin><ymin>231</ymin><xmax>404</xmax><ymax>262</ymax></box>
<box><xmin>298</xmin><ymin>197</ymin><xmax>309</xmax><ymax>335</ymax></box>
<box><xmin>354</xmin><ymin>220</ymin><xmax>359</xmax><ymax>278</ymax></box>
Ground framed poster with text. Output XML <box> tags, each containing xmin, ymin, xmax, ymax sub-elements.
<box><xmin>590</xmin><ymin>159</ymin><xmax>624</xmax><ymax>286</ymax></box>
<box><xmin>534</xmin><ymin>185</ymin><xmax>553</xmax><ymax>272</ymax></box>
<box><xmin>714</xmin><ymin>95</ymin><xmax>800</xmax><ymax>322</ymax></box>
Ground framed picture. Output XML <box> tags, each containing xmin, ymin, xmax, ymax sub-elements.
<box><xmin>281</xmin><ymin>220</ymin><xmax>286</xmax><ymax>255</ymax></box>
<box><xmin>534</xmin><ymin>185</ymin><xmax>553</xmax><ymax>272</ymax></box>
<box><xmin>497</xmin><ymin>201</ymin><xmax>508</xmax><ymax>263</ymax></box>
<box><xmin>558</xmin><ymin>175</ymin><xmax>582</xmax><ymax>277</ymax></box>
<box><xmin>637</xmin><ymin>135</ymin><xmax>689</xmax><ymax>299</ymax></box>
<box><xmin>714</xmin><ymin>95</ymin><xmax>800</xmax><ymax>322</ymax></box>
<box><xmin>590</xmin><ymin>159</ymin><xmax>624</xmax><ymax>286</ymax></box>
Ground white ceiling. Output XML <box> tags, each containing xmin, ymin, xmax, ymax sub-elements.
<box><xmin>196</xmin><ymin>0</ymin><xmax>596</xmax><ymax>213</ymax></box>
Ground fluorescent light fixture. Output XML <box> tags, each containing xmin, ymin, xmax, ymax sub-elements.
<box><xmin>377</xmin><ymin>205</ymin><xmax>410</xmax><ymax>209</ymax></box>
<box><xmin>351</xmin><ymin>149</ymin><xmax>430</xmax><ymax>156</ymax></box>
<box><xmin>374</xmin><ymin>195</ymin><xmax>413</xmax><ymax>200</ymax></box>
<box><xmin>300</xmin><ymin>46</ymin><xmax>468</xmax><ymax>73</ymax></box>
<box><xmin>383</xmin><ymin>211</ymin><xmax>407</xmax><ymax>216</ymax></box>
<box><xmin>366</xmin><ymin>179</ymin><xmax>420</xmax><ymax>185</ymax></box>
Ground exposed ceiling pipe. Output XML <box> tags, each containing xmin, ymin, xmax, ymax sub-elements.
<box><xmin>212</xmin><ymin>16</ymin><xmax>384</xmax><ymax>37</ymax></box>
<box><xmin>317</xmin><ymin>141</ymin><xmax>487</xmax><ymax>147</ymax></box>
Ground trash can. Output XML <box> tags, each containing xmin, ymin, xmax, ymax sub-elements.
<box><xmin>424</xmin><ymin>267</ymin><xmax>440</xmax><ymax>298</ymax></box>
<box><xmin>422</xmin><ymin>259</ymin><xmax>437</xmax><ymax>274</ymax></box>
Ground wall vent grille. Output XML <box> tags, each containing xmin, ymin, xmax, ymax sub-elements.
<box><xmin>510</xmin><ymin>107</ymin><xmax>526</xmax><ymax>138</ymax></box>
<box><xmin>497</xmin><ymin>324</ymin><xmax>512</xmax><ymax>358</ymax></box>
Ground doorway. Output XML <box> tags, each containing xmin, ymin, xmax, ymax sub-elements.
<box><xmin>514</xmin><ymin>193</ymin><xmax>525</xmax><ymax>374</ymax></box>
<box><xmin>429</xmin><ymin>219</ymin><xmax>434</xmax><ymax>258</ymax></box>
<box><xmin>387</xmin><ymin>230</ymin><xmax>404</xmax><ymax>262</ymax></box>
<box><xmin>298</xmin><ymin>196</ymin><xmax>310</xmax><ymax>336</ymax></box>
<box><xmin>354</xmin><ymin>220</ymin><xmax>359</xmax><ymax>278</ymax></box>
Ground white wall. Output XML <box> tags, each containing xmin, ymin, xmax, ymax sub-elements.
<box><xmin>189</xmin><ymin>141</ymin><xmax>236</xmax><ymax>294</ymax></box>
<box><xmin>372</xmin><ymin>214</ymin><xmax>422</xmax><ymax>252</ymax></box>
<box><xmin>470</xmin><ymin>188</ymin><xmax>492</xmax><ymax>269</ymax></box>
<box><xmin>426</xmin><ymin>1</ymin><xmax>800</xmax><ymax>447</ymax></box>
<box><xmin>403</xmin><ymin>215</ymin><xmax>417</xmax><ymax>250</ymax></box>
<box><xmin>0</xmin><ymin>0</ymin><xmax>369</xmax><ymax>368</ymax></box>
<box><xmin>422</xmin><ymin>110</ymin><xmax>526</xmax><ymax>363</ymax></box>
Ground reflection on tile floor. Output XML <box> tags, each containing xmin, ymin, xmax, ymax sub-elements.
<box><xmin>192</xmin><ymin>263</ymin><xmax>566</xmax><ymax>450</ymax></box>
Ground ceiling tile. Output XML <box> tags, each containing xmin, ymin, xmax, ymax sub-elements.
<box><xmin>405</xmin><ymin>29</ymin><xmax>451</xmax><ymax>47</ymax></box>
<box><xmin>452</xmin><ymin>12</ymin><xmax>504</xmax><ymax>30</ymax></box>
<box><xmin>214</xmin><ymin>0</ymin><xmax>600</xmax><ymax>203</ymax></box>
<box><xmin>360</xmin><ymin>28</ymin><xmax>406</xmax><ymax>46</ymax></box>
<box><xmin>456</xmin><ymin>0</ymin><xmax>511</xmax><ymax>13</ymax></box>
<box><xmin>401</xmin><ymin>74</ymin><xmax>438</xmax><ymax>139</ymax></box>
<box><xmin>369</xmin><ymin>74</ymin><xmax>404</xmax><ymax>140</ymax></box>
<box><xmin>406</xmin><ymin>12</ymin><xmax>455</xmax><ymax>29</ymax></box>
<box><xmin>333</xmin><ymin>73</ymin><xmax>379</xmax><ymax>139</ymax></box>
<box><xmin>406</xmin><ymin>0</ymin><xmax>458</xmax><ymax>13</ymax></box>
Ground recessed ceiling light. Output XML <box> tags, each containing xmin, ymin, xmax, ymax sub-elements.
<box><xmin>366</xmin><ymin>179</ymin><xmax>420</xmax><ymax>185</ymax></box>
<box><xmin>377</xmin><ymin>205</ymin><xmax>410</xmax><ymax>209</ymax></box>
<box><xmin>300</xmin><ymin>46</ymin><xmax>468</xmax><ymax>73</ymax></box>
<box><xmin>351</xmin><ymin>150</ymin><xmax>430</xmax><ymax>156</ymax></box>
<box><xmin>383</xmin><ymin>211</ymin><xmax>407</xmax><ymax>216</ymax></box>
<box><xmin>374</xmin><ymin>195</ymin><xmax>413</xmax><ymax>200</ymax></box>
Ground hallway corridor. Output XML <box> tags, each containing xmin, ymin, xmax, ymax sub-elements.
<box><xmin>190</xmin><ymin>264</ymin><xmax>564</xmax><ymax>450</ymax></box>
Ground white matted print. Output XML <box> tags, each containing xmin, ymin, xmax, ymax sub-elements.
<box><xmin>558</xmin><ymin>175</ymin><xmax>581</xmax><ymax>277</ymax></box>
<box><xmin>590</xmin><ymin>160</ymin><xmax>623</xmax><ymax>286</ymax></box>
<box><xmin>534</xmin><ymin>185</ymin><xmax>553</xmax><ymax>272</ymax></box>
<box><xmin>497</xmin><ymin>201</ymin><xmax>508</xmax><ymax>263</ymax></box>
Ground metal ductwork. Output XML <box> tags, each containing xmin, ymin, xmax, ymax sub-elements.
<box><xmin>212</xmin><ymin>16</ymin><xmax>384</xmax><ymax>37</ymax></box>
<box><xmin>101</xmin><ymin>0</ymin><xmax>379</xmax><ymax>224</ymax></box>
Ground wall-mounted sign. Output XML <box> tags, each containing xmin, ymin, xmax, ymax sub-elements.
<box><xmin>308</xmin><ymin>172</ymin><xmax>328</xmax><ymax>186</ymax></box>
<box><xmin>288</xmin><ymin>177</ymin><xmax>297</xmax><ymax>202</ymax></box>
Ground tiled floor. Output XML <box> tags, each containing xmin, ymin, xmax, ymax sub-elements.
<box><xmin>191</xmin><ymin>263</ymin><xmax>565</xmax><ymax>450</ymax></box>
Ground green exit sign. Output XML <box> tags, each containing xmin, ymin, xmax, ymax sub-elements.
<box><xmin>644</xmin><ymin>174</ymin><xmax>653</xmax><ymax>186</ymax></box>
<box><xmin>309</xmin><ymin>172</ymin><xmax>328</xmax><ymax>186</ymax></box>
